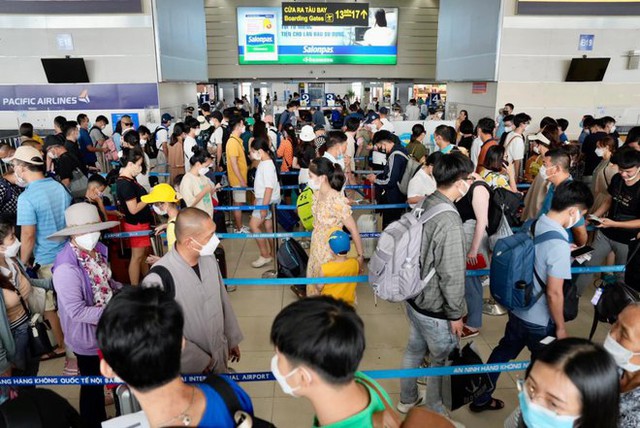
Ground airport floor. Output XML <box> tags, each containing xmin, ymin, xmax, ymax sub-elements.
<box><xmin>40</xmin><ymin>219</ymin><xmax>611</xmax><ymax>428</ymax></box>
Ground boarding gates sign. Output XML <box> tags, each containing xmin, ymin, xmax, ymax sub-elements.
<box><xmin>281</xmin><ymin>3</ymin><xmax>369</xmax><ymax>27</ymax></box>
<box><xmin>0</xmin><ymin>83</ymin><xmax>159</xmax><ymax>111</ymax></box>
<box><xmin>237</xmin><ymin>6</ymin><xmax>398</xmax><ymax>65</ymax></box>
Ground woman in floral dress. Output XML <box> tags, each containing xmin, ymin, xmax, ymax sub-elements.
<box><xmin>303</xmin><ymin>157</ymin><xmax>364</xmax><ymax>297</ymax></box>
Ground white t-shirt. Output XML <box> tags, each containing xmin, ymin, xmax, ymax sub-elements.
<box><xmin>380</xmin><ymin>118</ymin><xmax>395</xmax><ymax>133</ymax></box>
<box><xmin>470</xmin><ymin>137</ymin><xmax>483</xmax><ymax>169</ymax></box>
<box><xmin>254</xmin><ymin>160</ymin><xmax>280</xmax><ymax>203</ymax></box>
<box><xmin>345</xmin><ymin>131</ymin><xmax>356</xmax><ymax>171</ymax></box>
<box><xmin>183</xmin><ymin>135</ymin><xmax>198</xmax><ymax>173</ymax></box>
<box><xmin>405</xmin><ymin>105</ymin><xmax>421</xmax><ymax>121</ymax></box>
<box><xmin>504</xmin><ymin>132</ymin><xmax>525</xmax><ymax>162</ymax></box>
<box><xmin>155</xmin><ymin>127</ymin><xmax>168</xmax><ymax>150</ymax></box>
<box><xmin>407</xmin><ymin>168</ymin><xmax>437</xmax><ymax>208</ymax></box>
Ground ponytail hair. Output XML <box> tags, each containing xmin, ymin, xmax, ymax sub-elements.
<box><xmin>189</xmin><ymin>146</ymin><xmax>213</xmax><ymax>166</ymax></box>
<box><xmin>310</xmin><ymin>157</ymin><xmax>345</xmax><ymax>192</ymax></box>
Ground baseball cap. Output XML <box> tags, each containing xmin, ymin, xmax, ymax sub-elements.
<box><xmin>161</xmin><ymin>113</ymin><xmax>174</xmax><ymax>123</ymax></box>
<box><xmin>328</xmin><ymin>229</ymin><xmax>351</xmax><ymax>255</ymax></box>
<box><xmin>379</xmin><ymin>106</ymin><xmax>389</xmax><ymax>115</ymax></box>
<box><xmin>364</xmin><ymin>112</ymin><xmax>380</xmax><ymax>124</ymax></box>
<box><xmin>299</xmin><ymin>125</ymin><xmax>315</xmax><ymax>142</ymax></box>
<box><xmin>141</xmin><ymin>183</ymin><xmax>181</xmax><ymax>204</ymax></box>
<box><xmin>6</xmin><ymin>145</ymin><xmax>44</xmax><ymax>165</ymax></box>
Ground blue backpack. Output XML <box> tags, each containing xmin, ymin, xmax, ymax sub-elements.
<box><xmin>490</xmin><ymin>220</ymin><xmax>567</xmax><ymax>311</ymax></box>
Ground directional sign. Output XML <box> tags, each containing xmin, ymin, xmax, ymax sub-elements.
<box><xmin>282</xmin><ymin>3</ymin><xmax>369</xmax><ymax>27</ymax></box>
<box><xmin>579</xmin><ymin>34</ymin><xmax>594</xmax><ymax>51</ymax></box>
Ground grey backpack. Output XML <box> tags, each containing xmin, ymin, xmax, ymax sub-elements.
<box><xmin>390</xmin><ymin>151</ymin><xmax>422</xmax><ymax>195</ymax></box>
<box><xmin>368</xmin><ymin>203</ymin><xmax>457</xmax><ymax>302</ymax></box>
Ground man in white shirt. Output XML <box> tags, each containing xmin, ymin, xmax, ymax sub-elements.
<box><xmin>183</xmin><ymin>117</ymin><xmax>200</xmax><ymax>173</ymax></box>
<box><xmin>470</xmin><ymin>136</ymin><xmax>483</xmax><ymax>169</ymax></box>
<box><xmin>155</xmin><ymin>113</ymin><xmax>173</xmax><ymax>179</ymax></box>
<box><xmin>405</xmin><ymin>99</ymin><xmax>421</xmax><ymax>121</ymax></box>
<box><xmin>378</xmin><ymin>107</ymin><xmax>395</xmax><ymax>133</ymax></box>
<box><xmin>504</xmin><ymin>113</ymin><xmax>531</xmax><ymax>179</ymax></box>
<box><xmin>208</xmin><ymin>111</ymin><xmax>227</xmax><ymax>170</ymax></box>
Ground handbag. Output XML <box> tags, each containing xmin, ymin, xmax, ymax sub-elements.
<box><xmin>442</xmin><ymin>342</ymin><xmax>493</xmax><ymax>411</ymax></box>
<box><xmin>10</xmin><ymin>281</ymin><xmax>54</xmax><ymax>358</ymax></box>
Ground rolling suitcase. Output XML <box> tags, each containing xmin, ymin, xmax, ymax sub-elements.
<box><xmin>357</xmin><ymin>213</ymin><xmax>379</xmax><ymax>259</ymax></box>
<box><xmin>115</xmin><ymin>384</ymin><xmax>141</xmax><ymax>416</ymax></box>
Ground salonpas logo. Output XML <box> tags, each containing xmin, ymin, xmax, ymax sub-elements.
<box><xmin>302</xmin><ymin>46</ymin><xmax>334</xmax><ymax>54</ymax></box>
<box><xmin>247</xmin><ymin>34</ymin><xmax>274</xmax><ymax>45</ymax></box>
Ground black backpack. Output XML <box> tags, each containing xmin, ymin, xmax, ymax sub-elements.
<box><xmin>219</xmin><ymin>124</ymin><xmax>232</xmax><ymax>170</ymax></box>
<box><xmin>486</xmin><ymin>186</ymin><xmax>523</xmax><ymax>235</ymax></box>
<box><xmin>277</xmin><ymin>238</ymin><xmax>308</xmax><ymax>278</ymax></box>
<box><xmin>146</xmin><ymin>126</ymin><xmax>165</xmax><ymax>160</ymax></box>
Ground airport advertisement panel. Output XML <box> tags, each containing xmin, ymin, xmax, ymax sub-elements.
<box><xmin>236</xmin><ymin>6</ymin><xmax>398</xmax><ymax>65</ymax></box>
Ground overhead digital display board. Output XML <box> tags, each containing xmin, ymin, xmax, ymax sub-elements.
<box><xmin>517</xmin><ymin>0</ymin><xmax>640</xmax><ymax>15</ymax></box>
<box><xmin>237</xmin><ymin>6</ymin><xmax>398</xmax><ymax>65</ymax></box>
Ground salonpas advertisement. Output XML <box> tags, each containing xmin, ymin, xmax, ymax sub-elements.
<box><xmin>237</xmin><ymin>7</ymin><xmax>398</xmax><ymax>65</ymax></box>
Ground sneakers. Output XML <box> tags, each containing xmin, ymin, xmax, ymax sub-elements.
<box><xmin>461</xmin><ymin>326</ymin><xmax>480</xmax><ymax>340</ymax></box>
<box><xmin>251</xmin><ymin>256</ymin><xmax>273</xmax><ymax>268</ymax></box>
<box><xmin>396</xmin><ymin>395</ymin><xmax>425</xmax><ymax>414</ymax></box>
<box><xmin>226</xmin><ymin>285</ymin><xmax>237</xmax><ymax>292</ymax></box>
<box><xmin>62</xmin><ymin>357</ymin><xmax>79</xmax><ymax>377</ymax></box>
<box><xmin>234</xmin><ymin>226</ymin><xmax>251</xmax><ymax>234</ymax></box>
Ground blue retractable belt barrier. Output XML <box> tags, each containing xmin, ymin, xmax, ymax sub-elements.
<box><xmin>0</xmin><ymin>361</ymin><xmax>530</xmax><ymax>386</ymax></box>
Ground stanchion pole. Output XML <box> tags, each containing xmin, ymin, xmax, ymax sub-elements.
<box><xmin>261</xmin><ymin>203</ymin><xmax>278</xmax><ymax>279</ymax></box>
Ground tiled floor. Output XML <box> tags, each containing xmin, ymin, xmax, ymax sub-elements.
<box><xmin>41</xmin><ymin>221</ymin><xmax>612</xmax><ymax>427</ymax></box>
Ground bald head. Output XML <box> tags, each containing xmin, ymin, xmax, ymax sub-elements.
<box><xmin>175</xmin><ymin>208</ymin><xmax>213</xmax><ymax>243</ymax></box>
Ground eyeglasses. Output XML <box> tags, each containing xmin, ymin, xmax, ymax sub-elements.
<box><xmin>464</xmin><ymin>176</ymin><xmax>476</xmax><ymax>183</ymax></box>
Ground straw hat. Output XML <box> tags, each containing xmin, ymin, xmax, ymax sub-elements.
<box><xmin>48</xmin><ymin>203</ymin><xmax>119</xmax><ymax>240</ymax></box>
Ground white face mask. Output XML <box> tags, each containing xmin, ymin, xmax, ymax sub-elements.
<box><xmin>567</xmin><ymin>209</ymin><xmax>582</xmax><ymax>229</ymax></box>
<box><xmin>13</xmin><ymin>167</ymin><xmax>27</xmax><ymax>188</ymax></box>
<box><xmin>47</xmin><ymin>151</ymin><xmax>58</xmax><ymax>160</ymax></box>
<box><xmin>538</xmin><ymin>165</ymin><xmax>548</xmax><ymax>180</ymax></box>
<box><xmin>611</xmin><ymin>125</ymin><xmax>617</xmax><ymax>133</ymax></box>
<box><xmin>624</xmin><ymin>169</ymin><xmax>640</xmax><ymax>183</ymax></box>
<box><xmin>198</xmin><ymin>166</ymin><xmax>209</xmax><ymax>176</ymax></box>
<box><xmin>504</xmin><ymin>126</ymin><xmax>514</xmax><ymax>133</ymax></box>
<box><xmin>533</xmin><ymin>145</ymin><xmax>540</xmax><ymax>155</ymax></box>
<box><xmin>458</xmin><ymin>179</ymin><xmax>470</xmax><ymax>199</ymax></box>
<box><xmin>74</xmin><ymin>232</ymin><xmax>101</xmax><ymax>252</ymax></box>
<box><xmin>595</xmin><ymin>147</ymin><xmax>605</xmax><ymax>157</ymax></box>
<box><xmin>2</xmin><ymin>238</ymin><xmax>21</xmax><ymax>258</ymax></box>
<box><xmin>271</xmin><ymin>354</ymin><xmax>301</xmax><ymax>396</ymax></box>
<box><xmin>250</xmin><ymin>151</ymin><xmax>262</xmax><ymax>161</ymax></box>
<box><xmin>152</xmin><ymin>205</ymin><xmax>167</xmax><ymax>216</ymax></box>
<box><xmin>308</xmin><ymin>178</ymin><xmax>321</xmax><ymax>191</ymax></box>
<box><xmin>194</xmin><ymin>233</ymin><xmax>219</xmax><ymax>257</ymax></box>
<box><xmin>604</xmin><ymin>332</ymin><xmax>640</xmax><ymax>372</ymax></box>
<box><xmin>140</xmin><ymin>138</ymin><xmax>147</xmax><ymax>147</ymax></box>
<box><xmin>117</xmin><ymin>150</ymin><xmax>124</xmax><ymax>159</ymax></box>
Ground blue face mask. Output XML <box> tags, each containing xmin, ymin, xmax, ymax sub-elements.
<box><xmin>518</xmin><ymin>389</ymin><xmax>578</xmax><ymax>428</ymax></box>
<box><xmin>579</xmin><ymin>120</ymin><xmax>584</xmax><ymax>128</ymax></box>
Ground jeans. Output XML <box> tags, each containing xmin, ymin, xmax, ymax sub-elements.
<box><xmin>75</xmin><ymin>353</ymin><xmax>106</xmax><ymax>428</ymax></box>
<box><xmin>575</xmin><ymin>230</ymin><xmax>629</xmax><ymax>296</ymax></box>
<box><xmin>400</xmin><ymin>304</ymin><xmax>459</xmax><ymax>415</ymax></box>
<box><xmin>10</xmin><ymin>320</ymin><xmax>39</xmax><ymax>378</ymax></box>
<box><xmin>463</xmin><ymin>221</ymin><xmax>488</xmax><ymax>329</ymax></box>
<box><xmin>473</xmin><ymin>313</ymin><xmax>555</xmax><ymax>406</ymax></box>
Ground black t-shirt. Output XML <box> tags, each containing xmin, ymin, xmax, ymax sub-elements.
<box><xmin>116</xmin><ymin>177</ymin><xmax>153</xmax><ymax>225</ymax></box>
<box><xmin>294</xmin><ymin>143</ymin><xmax>316</xmax><ymax>169</ymax></box>
<box><xmin>64</xmin><ymin>140</ymin><xmax>88</xmax><ymax>174</ymax></box>
<box><xmin>54</xmin><ymin>152</ymin><xmax>80</xmax><ymax>181</ymax></box>
<box><xmin>455</xmin><ymin>181</ymin><xmax>489</xmax><ymax>223</ymax></box>
<box><xmin>582</xmin><ymin>131</ymin><xmax>607</xmax><ymax>176</ymax></box>
<box><xmin>603</xmin><ymin>173</ymin><xmax>640</xmax><ymax>243</ymax></box>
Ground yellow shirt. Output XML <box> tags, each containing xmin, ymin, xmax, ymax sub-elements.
<box><xmin>320</xmin><ymin>258</ymin><xmax>359</xmax><ymax>306</ymax></box>
<box><xmin>226</xmin><ymin>135</ymin><xmax>248</xmax><ymax>187</ymax></box>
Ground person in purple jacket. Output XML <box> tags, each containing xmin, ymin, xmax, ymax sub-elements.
<box><xmin>49</xmin><ymin>203</ymin><xmax>121</xmax><ymax>428</ymax></box>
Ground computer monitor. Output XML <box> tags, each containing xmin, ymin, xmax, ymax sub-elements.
<box><xmin>41</xmin><ymin>58</ymin><xmax>90</xmax><ymax>83</ymax></box>
<box><xmin>565</xmin><ymin>57</ymin><xmax>610</xmax><ymax>82</ymax></box>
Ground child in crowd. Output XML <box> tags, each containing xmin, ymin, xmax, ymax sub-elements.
<box><xmin>141</xmin><ymin>184</ymin><xmax>181</xmax><ymax>264</ymax></box>
<box><xmin>84</xmin><ymin>174</ymin><xmax>123</xmax><ymax>222</ymax></box>
<box><xmin>319</xmin><ymin>229</ymin><xmax>359</xmax><ymax>306</ymax></box>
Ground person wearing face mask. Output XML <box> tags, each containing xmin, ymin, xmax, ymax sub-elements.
<box><xmin>496</xmin><ymin>102</ymin><xmax>514</xmax><ymax>139</ymax></box>
<box><xmin>115</xmin><ymin>147</ymin><xmax>152</xmax><ymax>286</ymax></box>
<box><xmin>472</xmin><ymin>117</ymin><xmax>497</xmax><ymax>173</ymax></box>
<box><xmin>602</xmin><ymin>303</ymin><xmax>640</xmax><ymax>427</ymax></box>
<box><xmin>277</xmin><ymin>123</ymin><xmax>297</xmax><ymax>203</ymax></box>
<box><xmin>168</xmin><ymin>122</ymin><xmax>188</xmax><ymax>185</ymax></box>
<box><xmin>76</xmin><ymin>113</ymin><xmax>105</xmax><ymax>172</ymax></box>
<box><xmin>270</xmin><ymin>297</ymin><xmax>456</xmax><ymax>428</ymax></box>
<box><xmin>179</xmin><ymin>147</ymin><xmax>216</xmax><ymax>219</ymax></box>
<box><xmin>366</xmin><ymin>130</ymin><xmax>409</xmax><ymax>227</ymax></box>
<box><xmin>470</xmin><ymin>181</ymin><xmax>593</xmax><ymax>414</ymax></box>
<box><xmin>396</xmin><ymin>153</ymin><xmax>472</xmax><ymax>421</ymax></box>
<box><xmin>183</xmin><ymin>117</ymin><xmax>201</xmax><ymax>175</ymax></box>
<box><xmin>590</xmin><ymin>136</ymin><xmax>619</xmax><ymax>214</ymax></box>
<box><xmin>49</xmin><ymin>203</ymin><xmax>122</xmax><ymax>428</ymax></box>
<box><xmin>0</xmin><ymin>221</ymin><xmax>52</xmax><ymax>391</ymax></box>
<box><xmin>503</xmin><ymin>112</ymin><xmax>531</xmax><ymax>180</ymax></box>
<box><xmin>505</xmin><ymin>337</ymin><xmax>619</xmax><ymax>428</ymax></box>
<box><xmin>433</xmin><ymin>124</ymin><xmax>460</xmax><ymax>155</ymax></box>
<box><xmin>0</xmin><ymin>169</ymin><xmax>25</xmax><ymax>232</ymax></box>
<box><xmin>303</xmin><ymin>158</ymin><xmax>364</xmax><ymax>299</ymax></box>
<box><xmin>142</xmin><ymin>208</ymin><xmax>243</xmax><ymax>375</ymax></box>
<box><xmin>524</xmin><ymin>133</ymin><xmax>552</xmax><ymax>183</ymax></box>
<box><xmin>533</xmin><ymin>149</ymin><xmax>588</xmax><ymax>247</ymax></box>
<box><xmin>581</xmin><ymin>117</ymin><xmax>608</xmax><ymax>184</ymax></box>
<box><xmin>226</xmin><ymin>115</ymin><xmax>250</xmax><ymax>233</ymax></box>
<box><xmin>406</xmin><ymin>123</ymin><xmax>427</xmax><ymax>164</ymax></box>
<box><xmin>84</xmin><ymin>174</ymin><xmax>123</xmax><ymax>222</ymax></box>
<box><xmin>576</xmin><ymin>147</ymin><xmax>640</xmax><ymax>295</ymax></box>
<box><xmin>248</xmin><ymin>138</ymin><xmax>281</xmax><ymax>268</ymax></box>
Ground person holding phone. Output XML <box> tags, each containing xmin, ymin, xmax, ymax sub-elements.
<box><xmin>577</xmin><ymin>147</ymin><xmax>640</xmax><ymax>295</ymax></box>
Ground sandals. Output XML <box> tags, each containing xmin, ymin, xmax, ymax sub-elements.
<box><xmin>40</xmin><ymin>348</ymin><xmax>66</xmax><ymax>361</ymax></box>
<box><xmin>469</xmin><ymin>398</ymin><xmax>505</xmax><ymax>413</ymax></box>
<box><xmin>290</xmin><ymin>286</ymin><xmax>306</xmax><ymax>299</ymax></box>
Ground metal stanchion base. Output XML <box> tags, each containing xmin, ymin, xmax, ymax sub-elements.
<box><xmin>483</xmin><ymin>298</ymin><xmax>507</xmax><ymax>316</ymax></box>
<box><xmin>262</xmin><ymin>269</ymin><xmax>277</xmax><ymax>279</ymax></box>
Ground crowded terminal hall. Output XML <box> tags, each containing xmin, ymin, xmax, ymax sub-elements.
<box><xmin>1</xmin><ymin>0</ymin><xmax>640</xmax><ymax>427</ymax></box>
